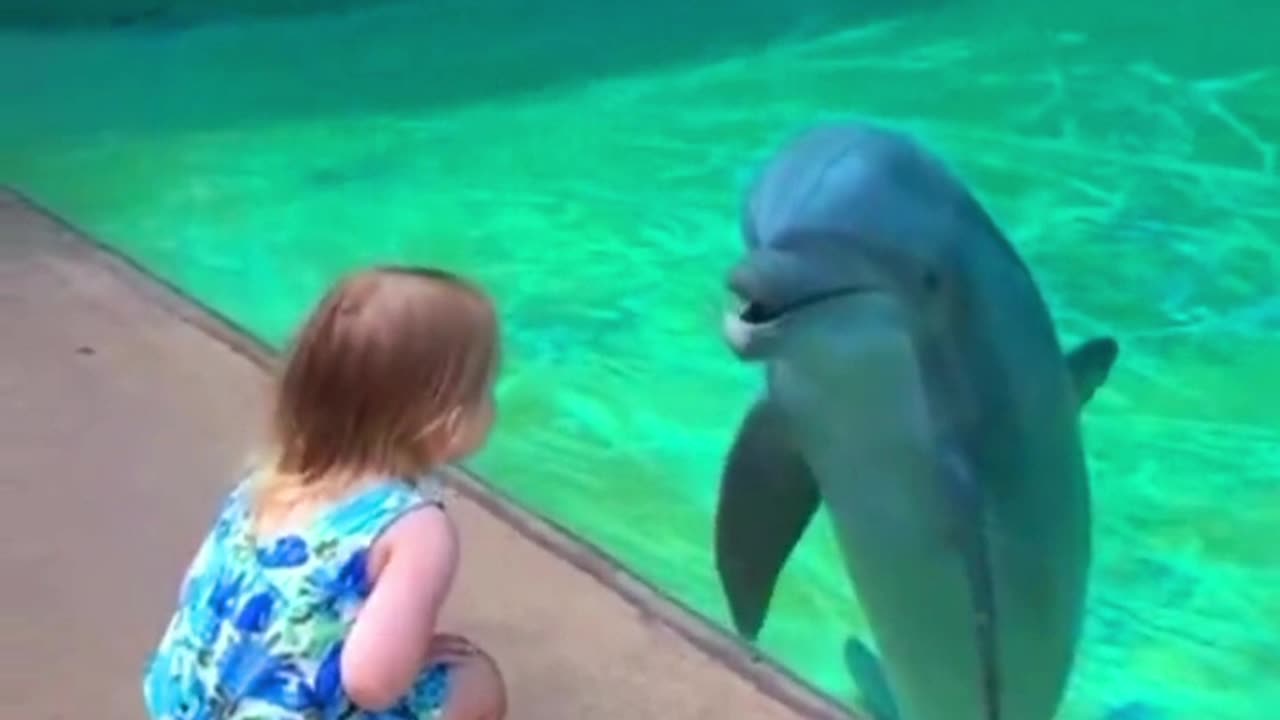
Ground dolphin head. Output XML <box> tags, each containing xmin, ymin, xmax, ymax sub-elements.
<box><xmin>723</xmin><ymin>124</ymin><xmax>972</xmax><ymax>365</ymax></box>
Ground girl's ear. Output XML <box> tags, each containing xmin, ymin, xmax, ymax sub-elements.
<box><xmin>437</xmin><ymin>405</ymin><xmax>470</xmax><ymax>458</ymax></box>
<box><xmin>442</xmin><ymin>406</ymin><xmax>465</xmax><ymax>438</ymax></box>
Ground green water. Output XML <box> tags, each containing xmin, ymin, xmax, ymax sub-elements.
<box><xmin>3</xmin><ymin>2</ymin><xmax>1277</xmax><ymax>718</ymax></box>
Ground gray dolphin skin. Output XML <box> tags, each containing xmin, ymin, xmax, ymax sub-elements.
<box><xmin>714</xmin><ymin>121</ymin><xmax>1119</xmax><ymax>720</ymax></box>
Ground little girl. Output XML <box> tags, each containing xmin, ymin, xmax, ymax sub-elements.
<box><xmin>143</xmin><ymin>266</ymin><xmax>508</xmax><ymax>720</ymax></box>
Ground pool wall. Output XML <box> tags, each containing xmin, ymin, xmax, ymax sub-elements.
<box><xmin>0</xmin><ymin>0</ymin><xmax>388</xmax><ymax>28</ymax></box>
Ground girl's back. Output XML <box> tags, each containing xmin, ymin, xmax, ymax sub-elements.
<box><xmin>143</xmin><ymin>472</ymin><xmax>445</xmax><ymax>718</ymax></box>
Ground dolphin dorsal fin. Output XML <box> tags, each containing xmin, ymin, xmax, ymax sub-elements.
<box><xmin>1065</xmin><ymin>337</ymin><xmax>1119</xmax><ymax>410</ymax></box>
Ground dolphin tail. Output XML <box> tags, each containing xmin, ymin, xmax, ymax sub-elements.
<box><xmin>844</xmin><ymin>637</ymin><xmax>901</xmax><ymax>720</ymax></box>
<box><xmin>1065</xmin><ymin>337</ymin><xmax>1119</xmax><ymax>409</ymax></box>
<box><xmin>715</xmin><ymin>397</ymin><xmax>819</xmax><ymax>639</ymax></box>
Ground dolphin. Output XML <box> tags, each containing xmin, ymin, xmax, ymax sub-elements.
<box><xmin>714</xmin><ymin>122</ymin><xmax>1119</xmax><ymax>720</ymax></box>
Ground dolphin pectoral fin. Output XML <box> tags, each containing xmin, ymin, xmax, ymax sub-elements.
<box><xmin>715</xmin><ymin>398</ymin><xmax>819</xmax><ymax>640</ymax></box>
<box><xmin>1065</xmin><ymin>337</ymin><xmax>1119</xmax><ymax>409</ymax></box>
<box><xmin>844</xmin><ymin>637</ymin><xmax>901</xmax><ymax>720</ymax></box>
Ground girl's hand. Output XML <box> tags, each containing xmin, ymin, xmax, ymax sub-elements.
<box><xmin>427</xmin><ymin>633</ymin><xmax>477</xmax><ymax>664</ymax></box>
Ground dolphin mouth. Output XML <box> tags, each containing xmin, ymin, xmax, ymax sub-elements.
<box><xmin>736</xmin><ymin>286</ymin><xmax>868</xmax><ymax>327</ymax></box>
<box><xmin>724</xmin><ymin>286</ymin><xmax>878</xmax><ymax>360</ymax></box>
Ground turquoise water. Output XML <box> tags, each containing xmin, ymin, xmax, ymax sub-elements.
<box><xmin>2</xmin><ymin>2</ymin><xmax>1277</xmax><ymax>718</ymax></box>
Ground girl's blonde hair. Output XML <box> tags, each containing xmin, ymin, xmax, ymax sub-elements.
<box><xmin>250</xmin><ymin>265</ymin><xmax>499</xmax><ymax>523</ymax></box>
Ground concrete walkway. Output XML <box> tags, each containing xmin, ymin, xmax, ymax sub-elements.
<box><xmin>0</xmin><ymin>190</ymin><xmax>846</xmax><ymax>719</ymax></box>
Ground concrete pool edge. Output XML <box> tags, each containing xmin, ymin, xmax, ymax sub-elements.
<box><xmin>4</xmin><ymin>187</ymin><xmax>856</xmax><ymax>720</ymax></box>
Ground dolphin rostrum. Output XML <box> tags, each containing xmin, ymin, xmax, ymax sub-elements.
<box><xmin>714</xmin><ymin>121</ymin><xmax>1119</xmax><ymax>720</ymax></box>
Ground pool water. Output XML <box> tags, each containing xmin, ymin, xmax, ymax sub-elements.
<box><xmin>3</xmin><ymin>2</ymin><xmax>1277</xmax><ymax>718</ymax></box>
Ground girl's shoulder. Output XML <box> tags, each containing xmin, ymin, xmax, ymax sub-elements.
<box><xmin>316</xmin><ymin>472</ymin><xmax>447</xmax><ymax>539</ymax></box>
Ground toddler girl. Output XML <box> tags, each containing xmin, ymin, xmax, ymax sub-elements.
<box><xmin>143</xmin><ymin>266</ymin><xmax>508</xmax><ymax>719</ymax></box>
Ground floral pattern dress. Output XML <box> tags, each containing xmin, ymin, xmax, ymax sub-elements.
<box><xmin>142</xmin><ymin>473</ymin><xmax>452</xmax><ymax>720</ymax></box>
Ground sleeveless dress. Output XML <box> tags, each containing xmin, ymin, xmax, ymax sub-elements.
<box><xmin>142</xmin><ymin>472</ymin><xmax>453</xmax><ymax>720</ymax></box>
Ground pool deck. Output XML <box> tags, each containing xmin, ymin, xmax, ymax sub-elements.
<box><xmin>0</xmin><ymin>188</ymin><xmax>852</xmax><ymax>720</ymax></box>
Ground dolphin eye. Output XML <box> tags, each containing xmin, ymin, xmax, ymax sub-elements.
<box><xmin>922</xmin><ymin>269</ymin><xmax>941</xmax><ymax>293</ymax></box>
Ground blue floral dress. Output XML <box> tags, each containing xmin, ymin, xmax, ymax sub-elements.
<box><xmin>142</xmin><ymin>472</ymin><xmax>452</xmax><ymax>719</ymax></box>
